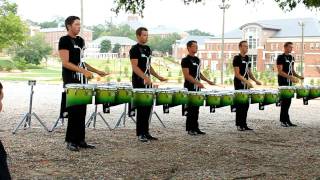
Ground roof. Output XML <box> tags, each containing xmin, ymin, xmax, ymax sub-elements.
<box><xmin>92</xmin><ymin>36</ymin><xmax>136</xmax><ymax>46</ymax></box>
<box><xmin>176</xmin><ymin>35</ymin><xmax>214</xmax><ymax>46</ymax></box>
<box><xmin>40</xmin><ymin>27</ymin><xmax>92</xmax><ymax>33</ymax></box>
<box><xmin>214</xmin><ymin>18</ymin><xmax>320</xmax><ymax>39</ymax></box>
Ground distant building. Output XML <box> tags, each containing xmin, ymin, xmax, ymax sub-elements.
<box><xmin>40</xmin><ymin>27</ymin><xmax>93</xmax><ymax>55</ymax></box>
<box><xmin>173</xmin><ymin>18</ymin><xmax>320</xmax><ymax>78</ymax></box>
<box><xmin>86</xmin><ymin>36</ymin><xmax>136</xmax><ymax>58</ymax></box>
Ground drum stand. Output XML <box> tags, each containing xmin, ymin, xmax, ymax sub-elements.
<box><xmin>12</xmin><ymin>81</ymin><xmax>50</xmax><ymax>134</ymax></box>
<box><xmin>50</xmin><ymin>116</ymin><xmax>66</xmax><ymax>132</ymax></box>
<box><xmin>86</xmin><ymin>104</ymin><xmax>112</xmax><ymax>130</ymax></box>
<box><xmin>149</xmin><ymin>104</ymin><xmax>166</xmax><ymax>128</ymax></box>
<box><xmin>114</xmin><ymin>103</ymin><xmax>136</xmax><ymax>129</ymax></box>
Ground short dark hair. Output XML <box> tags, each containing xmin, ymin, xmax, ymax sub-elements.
<box><xmin>0</xmin><ymin>82</ymin><xmax>2</xmax><ymax>90</ymax></box>
<box><xmin>284</xmin><ymin>42</ymin><xmax>293</xmax><ymax>47</ymax></box>
<box><xmin>187</xmin><ymin>40</ymin><xmax>197</xmax><ymax>48</ymax></box>
<box><xmin>239</xmin><ymin>40</ymin><xmax>248</xmax><ymax>48</ymax></box>
<box><xmin>136</xmin><ymin>27</ymin><xmax>148</xmax><ymax>36</ymax></box>
<box><xmin>65</xmin><ymin>16</ymin><xmax>80</xmax><ymax>31</ymax></box>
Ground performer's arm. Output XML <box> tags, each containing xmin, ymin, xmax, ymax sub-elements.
<box><xmin>234</xmin><ymin>67</ymin><xmax>253</xmax><ymax>88</ymax></box>
<box><xmin>84</xmin><ymin>63</ymin><xmax>109</xmax><ymax>77</ymax></box>
<box><xmin>130</xmin><ymin>58</ymin><xmax>151</xmax><ymax>85</ymax></box>
<box><xmin>150</xmin><ymin>66</ymin><xmax>167</xmax><ymax>81</ymax></box>
<box><xmin>277</xmin><ymin>64</ymin><xmax>298</xmax><ymax>82</ymax></box>
<box><xmin>292</xmin><ymin>65</ymin><xmax>304</xmax><ymax>80</ymax></box>
<box><xmin>59</xmin><ymin>49</ymin><xmax>93</xmax><ymax>78</ymax></box>
<box><xmin>182</xmin><ymin>68</ymin><xmax>204</xmax><ymax>88</ymax></box>
<box><xmin>248</xmin><ymin>69</ymin><xmax>261</xmax><ymax>85</ymax></box>
<box><xmin>200</xmin><ymin>73</ymin><xmax>215</xmax><ymax>85</ymax></box>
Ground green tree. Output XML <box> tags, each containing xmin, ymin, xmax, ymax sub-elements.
<box><xmin>112</xmin><ymin>0</ymin><xmax>320</xmax><ymax>16</ymax></box>
<box><xmin>89</xmin><ymin>24</ymin><xmax>108</xmax><ymax>40</ymax></box>
<box><xmin>148</xmin><ymin>33</ymin><xmax>181</xmax><ymax>54</ymax></box>
<box><xmin>187</xmin><ymin>29</ymin><xmax>212</xmax><ymax>36</ymax></box>
<box><xmin>38</xmin><ymin>16</ymin><xmax>64</xmax><ymax>29</ymax></box>
<box><xmin>12</xmin><ymin>33</ymin><xmax>52</xmax><ymax>65</ymax></box>
<box><xmin>112</xmin><ymin>43</ymin><xmax>121</xmax><ymax>53</ymax></box>
<box><xmin>100</xmin><ymin>40</ymin><xmax>112</xmax><ymax>53</ymax></box>
<box><xmin>0</xmin><ymin>0</ymin><xmax>27</xmax><ymax>49</ymax></box>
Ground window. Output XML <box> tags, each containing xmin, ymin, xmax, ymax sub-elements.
<box><xmin>316</xmin><ymin>43</ymin><xmax>320</xmax><ymax>49</ymax></box>
<box><xmin>207</xmin><ymin>53</ymin><xmax>211</xmax><ymax>59</ymax></box>
<box><xmin>270</xmin><ymin>54</ymin><xmax>276</xmax><ymax>63</ymax></box>
<box><xmin>249</xmin><ymin>55</ymin><xmax>257</xmax><ymax>71</ymax></box>
<box><xmin>244</xmin><ymin>27</ymin><xmax>259</xmax><ymax>49</ymax></box>
<box><xmin>310</xmin><ymin>43</ymin><xmax>314</xmax><ymax>49</ymax></box>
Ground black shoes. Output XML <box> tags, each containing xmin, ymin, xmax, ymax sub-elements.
<box><xmin>67</xmin><ymin>143</ymin><xmax>79</xmax><ymax>152</ymax></box>
<box><xmin>188</xmin><ymin>130</ymin><xmax>197</xmax><ymax>136</ymax></box>
<box><xmin>188</xmin><ymin>130</ymin><xmax>206</xmax><ymax>136</ymax></box>
<box><xmin>67</xmin><ymin>141</ymin><xmax>95</xmax><ymax>151</ymax></box>
<box><xmin>79</xmin><ymin>141</ymin><xmax>96</xmax><ymax>149</ymax></box>
<box><xmin>138</xmin><ymin>134</ymin><xmax>149</xmax><ymax>142</ymax></box>
<box><xmin>281</xmin><ymin>121</ymin><xmax>297</xmax><ymax>127</ymax></box>
<box><xmin>237</xmin><ymin>126</ymin><xmax>253</xmax><ymax>131</ymax></box>
<box><xmin>286</xmin><ymin>122</ymin><xmax>297</xmax><ymax>127</ymax></box>
<box><xmin>145</xmin><ymin>134</ymin><xmax>158</xmax><ymax>140</ymax></box>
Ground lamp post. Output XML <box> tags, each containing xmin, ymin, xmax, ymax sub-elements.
<box><xmin>219</xmin><ymin>0</ymin><xmax>230</xmax><ymax>84</ymax></box>
<box><xmin>298</xmin><ymin>21</ymin><xmax>305</xmax><ymax>83</ymax></box>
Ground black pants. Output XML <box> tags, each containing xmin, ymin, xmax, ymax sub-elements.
<box><xmin>65</xmin><ymin>105</ymin><xmax>87</xmax><ymax>144</ymax></box>
<box><xmin>136</xmin><ymin>106</ymin><xmax>152</xmax><ymax>136</ymax></box>
<box><xmin>234</xmin><ymin>84</ymin><xmax>250</xmax><ymax>127</ymax></box>
<box><xmin>133</xmin><ymin>81</ymin><xmax>152</xmax><ymax>136</ymax></box>
<box><xmin>186</xmin><ymin>105</ymin><xmax>200</xmax><ymax>131</ymax></box>
<box><xmin>235</xmin><ymin>103</ymin><xmax>250</xmax><ymax>127</ymax></box>
<box><xmin>280</xmin><ymin>98</ymin><xmax>291</xmax><ymax>123</ymax></box>
<box><xmin>0</xmin><ymin>141</ymin><xmax>11</xmax><ymax>180</ymax></box>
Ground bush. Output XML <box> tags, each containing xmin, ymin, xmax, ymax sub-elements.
<box><xmin>310</xmin><ymin>79</ymin><xmax>315</xmax><ymax>85</ymax></box>
<box><xmin>117</xmin><ymin>76</ymin><xmax>121</xmax><ymax>82</ymax></box>
<box><xmin>178</xmin><ymin>77</ymin><xmax>182</xmax><ymax>83</ymax></box>
<box><xmin>168</xmin><ymin>71</ymin><xmax>172</xmax><ymax>77</ymax></box>
<box><xmin>0</xmin><ymin>65</ymin><xmax>4</xmax><ymax>71</ymax></box>
<box><xmin>317</xmin><ymin>79</ymin><xmax>320</xmax><ymax>86</ymax></box>
<box><xmin>106</xmin><ymin>76</ymin><xmax>112</xmax><ymax>82</ymax></box>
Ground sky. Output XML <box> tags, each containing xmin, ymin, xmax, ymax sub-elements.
<box><xmin>12</xmin><ymin>0</ymin><xmax>320</xmax><ymax>35</ymax></box>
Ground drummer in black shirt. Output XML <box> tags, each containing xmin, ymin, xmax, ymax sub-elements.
<box><xmin>233</xmin><ymin>40</ymin><xmax>261</xmax><ymax>131</ymax></box>
<box><xmin>181</xmin><ymin>40</ymin><xmax>215</xmax><ymax>135</ymax></box>
<box><xmin>277</xmin><ymin>42</ymin><xmax>304</xmax><ymax>127</ymax></box>
<box><xmin>130</xmin><ymin>27</ymin><xmax>168</xmax><ymax>142</ymax></box>
<box><xmin>59</xmin><ymin>16</ymin><xmax>109</xmax><ymax>151</ymax></box>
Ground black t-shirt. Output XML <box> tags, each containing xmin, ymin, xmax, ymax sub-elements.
<box><xmin>58</xmin><ymin>35</ymin><xmax>85</xmax><ymax>85</ymax></box>
<box><xmin>129</xmin><ymin>43</ymin><xmax>152</xmax><ymax>88</ymax></box>
<box><xmin>181</xmin><ymin>55</ymin><xmax>201</xmax><ymax>91</ymax></box>
<box><xmin>277</xmin><ymin>53</ymin><xmax>294</xmax><ymax>86</ymax></box>
<box><xmin>233</xmin><ymin>54</ymin><xmax>251</xmax><ymax>89</ymax></box>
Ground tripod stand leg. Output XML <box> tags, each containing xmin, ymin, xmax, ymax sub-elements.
<box><xmin>114</xmin><ymin>112</ymin><xmax>125</xmax><ymax>129</ymax></box>
<box><xmin>130</xmin><ymin>117</ymin><xmax>136</xmax><ymax>124</ymax></box>
<box><xmin>86</xmin><ymin>113</ymin><xmax>95</xmax><ymax>128</ymax></box>
<box><xmin>50</xmin><ymin>117</ymin><xmax>64</xmax><ymax>132</ymax></box>
<box><xmin>153</xmin><ymin>111</ymin><xmax>166</xmax><ymax>128</ymax></box>
<box><xmin>12</xmin><ymin>114</ymin><xmax>29</xmax><ymax>134</ymax></box>
<box><xmin>98</xmin><ymin>113</ymin><xmax>112</xmax><ymax>131</ymax></box>
<box><xmin>32</xmin><ymin>113</ymin><xmax>50</xmax><ymax>132</ymax></box>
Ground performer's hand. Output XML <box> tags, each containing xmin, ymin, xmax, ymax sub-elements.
<box><xmin>289</xmin><ymin>76</ymin><xmax>299</xmax><ymax>83</ymax></box>
<box><xmin>83</xmin><ymin>70</ymin><xmax>93</xmax><ymax>79</ymax></box>
<box><xmin>255</xmin><ymin>80</ymin><xmax>262</xmax><ymax>85</ymax></box>
<box><xmin>245</xmin><ymin>80</ymin><xmax>253</xmax><ymax>89</ymax></box>
<box><xmin>143</xmin><ymin>76</ymin><xmax>152</xmax><ymax>86</ymax></box>
<box><xmin>196</xmin><ymin>82</ymin><xmax>205</xmax><ymax>89</ymax></box>
<box><xmin>158</xmin><ymin>76</ymin><xmax>168</xmax><ymax>82</ymax></box>
<box><xmin>299</xmin><ymin>76</ymin><xmax>304</xmax><ymax>80</ymax></box>
<box><xmin>207</xmin><ymin>80</ymin><xmax>215</xmax><ymax>86</ymax></box>
<box><xmin>97</xmin><ymin>70</ymin><xmax>109</xmax><ymax>77</ymax></box>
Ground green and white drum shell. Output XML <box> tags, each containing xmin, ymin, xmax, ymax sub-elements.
<box><xmin>264</xmin><ymin>90</ymin><xmax>279</xmax><ymax>104</ymax></box>
<box><xmin>279</xmin><ymin>86</ymin><xmax>296</xmax><ymax>99</ymax></box>
<box><xmin>308</xmin><ymin>86</ymin><xmax>320</xmax><ymax>98</ymax></box>
<box><xmin>250</xmin><ymin>90</ymin><xmax>265</xmax><ymax>104</ymax></box>
<box><xmin>95</xmin><ymin>85</ymin><xmax>117</xmax><ymax>104</ymax></box>
<box><xmin>205</xmin><ymin>92</ymin><xmax>221</xmax><ymax>106</ymax></box>
<box><xmin>155</xmin><ymin>88</ymin><xmax>174</xmax><ymax>105</ymax></box>
<box><xmin>65</xmin><ymin>84</ymin><xmax>95</xmax><ymax>107</ymax></box>
<box><xmin>234</xmin><ymin>90</ymin><xmax>251</xmax><ymax>105</ymax></box>
<box><xmin>219</xmin><ymin>91</ymin><xmax>234</xmax><ymax>107</ymax></box>
<box><xmin>132</xmin><ymin>88</ymin><xmax>155</xmax><ymax>106</ymax></box>
<box><xmin>187</xmin><ymin>91</ymin><xmax>205</xmax><ymax>106</ymax></box>
<box><xmin>115</xmin><ymin>85</ymin><xmax>133</xmax><ymax>104</ymax></box>
<box><xmin>295</xmin><ymin>86</ymin><xmax>310</xmax><ymax>98</ymax></box>
<box><xmin>171</xmin><ymin>88</ymin><xmax>188</xmax><ymax>105</ymax></box>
